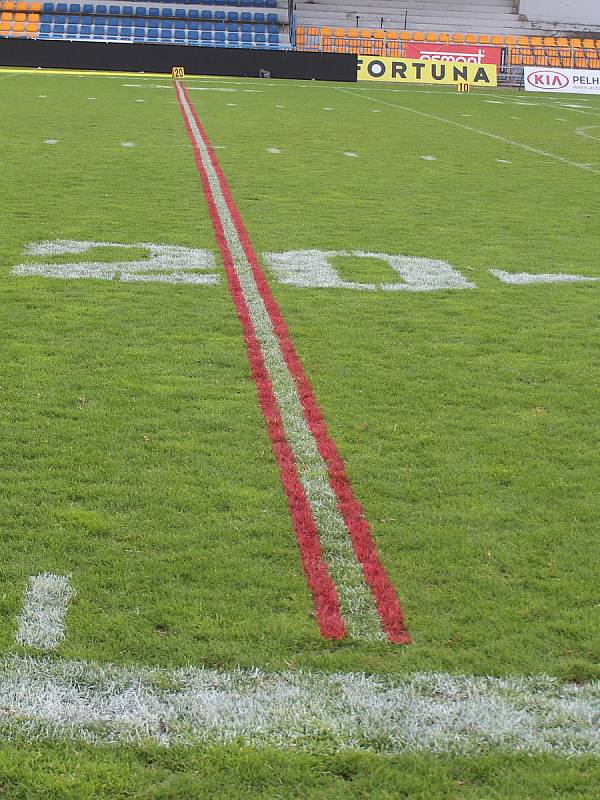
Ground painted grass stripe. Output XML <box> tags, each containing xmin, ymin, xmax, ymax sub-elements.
<box><xmin>174</xmin><ymin>80</ymin><xmax>409</xmax><ymax>643</ymax></box>
<box><xmin>1</xmin><ymin>655</ymin><xmax>598</xmax><ymax>754</ymax></box>
<box><xmin>15</xmin><ymin>574</ymin><xmax>74</xmax><ymax>651</ymax></box>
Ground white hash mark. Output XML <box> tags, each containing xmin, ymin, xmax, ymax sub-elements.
<box><xmin>343</xmin><ymin>151</ymin><xmax>358</xmax><ymax>157</ymax></box>
<box><xmin>121</xmin><ymin>142</ymin><xmax>135</xmax><ymax>147</ymax></box>
<box><xmin>267</xmin><ymin>147</ymin><xmax>281</xmax><ymax>154</ymax></box>
<box><xmin>44</xmin><ymin>139</ymin><xmax>58</xmax><ymax>145</ymax></box>
<box><xmin>16</xmin><ymin>574</ymin><xmax>75</xmax><ymax>651</ymax></box>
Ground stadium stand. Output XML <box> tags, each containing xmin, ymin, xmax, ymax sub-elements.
<box><xmin>294</xmin><ymin>0</ymin><xmax>541</xmax><ymax>37</ymax></box>
<box><xmin>0</xmin><ymin>0</ymin><xmax>290</xmax><ymax>47</ymax></box>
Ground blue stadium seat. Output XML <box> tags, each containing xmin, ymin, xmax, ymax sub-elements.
<box><xmin>41</xmin><ymin>13</ymin><xmax>52</xmax><ymax>21</ymax></box>
<box><xmin>200</xmin><ymin>20</ymin><xmax>211</xmax><ymax>30</ymax></box>
<box><xmin>56</xmin><ymin>3</ymin><xmax>67</xmax><ymax>11</ymax></box>
<box><xmin>81</xmin><ymin>15</ymin><xmax>92</xmax><ymax>24</ymax></box>
<box><xmin>240</xmin><ymin>11</ymin><xmax>251</xmax><ymax>21</ymax></box>
<box><xmin>188</xmin><ymin>8</ymin><xmax>199</xmax><ymax>18</ymax></box>
<box><xmin>200</xmin><ymin>29</ymin><xmax>211</xmax><ymax>39</ymax></box>
<box><xmin>188</xmin><ymin>20</ymin><xmax>198</xmax><ymax>29</ymax></box>
<box><xmin>174</xmin><ymin>28</ymin><xmax>184</xmax><ymax>39</ymax></box>
<box><xmin>96</xmin><ymin>5</ymin><xmax>106</xmax><ymax>13</ymax></box>
<box><xmin>214</xmin><ymin>30</ymin><xmax>225</xmax><ymax>41</ymax></box>
<box><xmin>82</xmin><ymin>3</ymin><xmax>92</xmax><ymax>11</ymax></box>
<box><xmin>55</xmin><ymin>14</ymin><xmax>66</xmax><ymax>23</ymax></box>
<box><xmin>107</xmin><ymin>25</ymin><xmax>118</xmax><ymax>35</ymax></box>
<box><xmin>161</xmin><ymin>7</ymin><xmax>173</xmax><ymax>15</ymax></box>
<box><xmin>175</xmin><ymin>8</ymin><xmax>185</xmax><ymax>16</ymax></box>
<box><xmin>42</xmin><ymin>2</ymin><xmax>54</xmax><ymax>10</ymax></box>
<box><xmin>108</xmin><ymin>5</ymin><xmax>119</xmax><ymax>13</ymax></box>
<box><xmin>175</xmin><ymin>19</ymin><xmax>185</xmax><ymax>28</ymax></box>
<box><xmin>267</xmin><ymin>33</ymin><xmax>278</xmax><ymax>43</ymax></box>
<box><xmin>135</xmin><ymin>7</ymin><xmax>147</xmax><ymax>16</ymax></box>
<box><xmin>267</xmin><ymin>23</ymin><xmax>277</xmax><ymax>32</ymax></box>
<box><xmin>214</xmin><ymin>10</ymin><xmax>224</xmax><ymax>20</ymax></box>
<box><xmin>148</xmin><ymin>18</ymin><xmax>158</xmax><ymax>27</ymax></box>
<box><xmin>214</xmin><ymin>20</ymin><xmax>224</xmax><ymax>29</ymax></box>
<box><xmin>226</xmin><ymin>22</ymin><xmax>237</xmax><ymax>31</ymax></box>
<box><xmin>255</xmin><ymin>32</ymin><xmax>265</xmax><ymax>42</ymax></box>
<box><xmin>68</xmin><ymin>4</ymin><xmax>80</xmax><ymax>12</ymax></box>
<box><xmin>121</xmin><ymin>26</ymin><xmax>132</xmax><ymax>36</ymax></box>
<box><xmin>266</xmin><ymin>12</ymin><xmax>277</xmax><ymax>22</ymax></box>
<box><xmin>266</xmin><ymin>0</ymin><xmax>276</xmax><ymax>6</ymax></box>
<box><xmin>240</xmin><ymin>0</ymin><xmax>250</xmax><ymax>5</ymax></box>
<box><xmin>40</xmin><ymin>21</ymin><xmax>51</xmax><ymax>30</ymax></box>
<box><xmin>161</xmin><ymin>18</ymin><xmax>172</xmax><ymax>27</ymax></box>
<box><xmin>147</xmin><ymin>27</ymin><xmax>158</xmax><ymax>38</ymax></box>
<box><xmin>228</xmin><ymin>32</ymin><xmax>238</xmax><ymax>44</ymax></box>
<box><xmin>226</xmin><ymin>11</ymin><xmax>237</xmax><ymax>21</ymax></box>
<box><xmin>160</xmin><ymin>28</ymin><xmax>171</xmax><ymax>38</ymax></box>
<box><xmin>253</xmin><ymin>0</ymin><xmax>265</xmax><ymax>5</ymax></box>
<box><xmin>200</xmin><ymin>9</ymin><xmax>211</xmax><ymax>19</ymax></box>
<box><xmin>108</xmin><ymin>17</ymin><xmax>119</xmax><ymax>25</ymax></box>
<box><xmin>254</xmin><ymin>23</ymin><xmax>265</xmax><ymax>33</ymax></box>
<box><xmin>241</xmin><ymin>31</ymin><xmax>251</xmax><ymax>42</ymax></box>
<box><xmin>149</xmin><ymin>7</ymin><xmax>159</xmax><ymax>15</ymax></box>
<box><xmin>188</xmin><ymin>29</ymin><xmax>198</xmax><ymax>40</ymax></box>
<box><xmin>123</xmin><ymin>5</ymin><xmax>133</xmax><ymax>14</ymax></box>
<box><xmin>214</xmin><ymin>0</ymin><xmax>225</xmax><ymax>5</ymax></box>
<box><xmin>133</xmin><ymin>26</ymin><xmax>145</xmax><ymax>38</ymax></box>
<box><xmin>253</xmin><ymin>12</ymin><xmax>264</xmax><ymax>21</ymax></box>
<box><xmin>240</xmin><ymin>23</ymin><xmax>251</xmax><ymax>31</ymax></box>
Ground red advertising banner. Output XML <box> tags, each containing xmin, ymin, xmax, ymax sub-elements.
<box><xmin>405</xmin><ymin>42</ymin><xmax>502</xmax><ymax>67</ymax></box>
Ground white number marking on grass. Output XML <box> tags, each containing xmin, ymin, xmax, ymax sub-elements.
<box><xmin>15</xmin><ymin>575</ymin><xmax>74</xmax><ymax>651</ymax></box>
<box><xmin>496</xmin><ymin>159</ymin><xmax>512</xmax><ymax>164</ymax></box>
<box><xmin>491</xmin><ymin>269</ymin><xmax>600</xmax><ymax>285</ymax></box>
<box><xmin>12</xmin><ymin>241</ymin><xmax>219</xmax><ymax>285</ymax></box>
<box><xmin>1</xmin><ymin>655</ymin><xmax>599</xmax><ymax>754</ymax></box>
<box><xmin>38</xmin><ymin>95</ymin><xmax>47</xmax><ymax>98</ymax></box>
<box><xmin>87</xmin><ymin>97</ymin><xmax>96</xmax><ymax>100</ymax></box>
<box><xmin>343</xmin><ymin>151</ymin><xmax>358</xmax><ymax>157</ymax></box>
<box><xmin>43</xmin><ymin>139</ymin><xmax>58</xmax><ymax>145</ymax></box>
<box><xmin>335</xmin><ymin>88</ymin><xmax>600</xmax><ymax>175</ymax></box>
<box><xmin>264</xmin><ymin>250</ymin><xmax>475</xmax><ymax>292</ymax></box>
<box><xmin>267</xmin><ymin>147</ymin><xmax>281</xmax><ymax>154</ymax></box>
<box><xmin>120</xmin><ymin>141</ymin><xmax>135</xmax><ymax>148</ymax></box>
<box><xmin>421</xmin><ymin>155</ymin><xmax>436</xmax><ymax>161</ymax></box>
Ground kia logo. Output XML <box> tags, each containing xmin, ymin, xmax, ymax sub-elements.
<box><xmin>527</xmin><ymin>70</ymin><xmax>569</xmax><ymax>89</ymax></box>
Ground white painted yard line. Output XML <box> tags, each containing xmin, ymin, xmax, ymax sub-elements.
<box><xmin>176</xmin><ymin>83</ymin><xmax>386</xmax><ymax>642</ymax></box>
<box><xmin>15</xmin><ymin>575</ymin><xmax>74</xmax><ymax>651</ymax></box>
<box><xmin>1</xmin><ymin>655</ymin><xmax>598</xmax><ymax>754</ymax></box>
<box><xmin>334</xmin><ymin>87</ymin><xmax>600</xmax><ymax>175</ymax></box>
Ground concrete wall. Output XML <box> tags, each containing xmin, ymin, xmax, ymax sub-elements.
<box><xmin>520</xmin><ymin>0</ymin><xmax>600</xmax><ymax>26</ymax></box>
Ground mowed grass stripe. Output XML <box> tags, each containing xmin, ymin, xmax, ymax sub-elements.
<box><xmin>175</xmin><ymin>79</ymin><xmax>410</xmax><ymax>643</ymax></box>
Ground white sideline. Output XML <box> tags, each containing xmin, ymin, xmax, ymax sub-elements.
<box><xmin>175</xmin><ymin>81</ymin><xmax>387</xmax><ymax>642</ymax></box>
<box><xmin>0</xmin><ymin>655</ymin><xmax>598</xmax><ymax>754</ymax></box>
<box><xmin>16</xmin><ymin>575</ymin><xmax>74</xmax><ymax>651</ymax></box>
<box><xmin>334</xmin><ymin>88</ymin><xmax>600</xmax><ymax>175</ymax></box>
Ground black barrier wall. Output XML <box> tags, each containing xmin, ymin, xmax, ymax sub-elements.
<box><xmin>0</xmin><ymin>38</ymin><xmax>356</xmax><ymax>81</ymax></box>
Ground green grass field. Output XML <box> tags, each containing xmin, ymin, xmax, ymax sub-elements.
<box><xmin>0</xmin><ymin>69</ymin><xmax>599</xmax><ymax>797</ymax></box>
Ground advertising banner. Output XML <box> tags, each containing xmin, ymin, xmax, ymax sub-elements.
<box><xmin>524</xmin><ymin>66</ymin><xmax>600</xmax><ymax>94</ymax></box>
<box><xmin>356</xmin><ymin>57</ymin><xmax>498</xmax><ymax>86</ymax></box>
<box><xmin>405</xmin><ymin>42</ymin><xmax>502</xmax><ymax>67</ymax></box>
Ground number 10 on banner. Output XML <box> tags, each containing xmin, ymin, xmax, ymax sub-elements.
<box><xmin>172</xmin><ymin>67</ymin><xmax>185</xmax><ymax>79</ymax></box>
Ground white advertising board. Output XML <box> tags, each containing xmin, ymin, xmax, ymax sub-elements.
<box><xmin>524</xmin><ymin>66</ymin><xmax>600</xmax><ymax>94</ymax></box>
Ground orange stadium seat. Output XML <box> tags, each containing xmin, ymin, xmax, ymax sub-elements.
<box><xmin>1</xmin><ymin>10</ymin><xmax>12</xmax><ymax>19</ymax></box>
<box><xmin>3</xmin><ymin>0</ymin><xmax>15</xmax><ymax>9</ymax></box>
<box><xmin>452</xmin><ymin>33</ymin><xmax>464</xmax><ymax>43</ymax></box>
<box><xmin>29</xmin><ymin>1</ymin><xmax>41</xmax><ymax>9</ymax></box>
<box><xmin>438</xmin><ymin>32</ymin><xmax>450</xmax><ymax>43</ymax></box>
<box><xmin>491</xmin><ymin>35</ymin><xmax>503</xmax><ymax>45</ymax></box>
<box><xmin>582</xmin><ymin>38</ymin><xmax>595</xmax><ymax>48</ymax></box>
<box><xmin>517</xmin><ymin>36</ymin><xmax>529</xmax><ymax>46</ymax></box>
<box><xmin>530</xmin><ymin>36</ymin><xmax>543</xmax><ymax>46</ymax></box>
<box><xmin>412</xmin><ymin>31</ymin><xmax>425</xmax><ymax>41</ymax></box>
<box><xmin>569</xmin><ymin>38</ymin><xmax>582</xmax><ymax>48</ymax></box>
<box><xmin>478</xmin><ymin>34</ymin><xmax>490</xmax><ymax>44</ymax></box>
<box><xmin>0</xmin><ymin>19</ymin><xmax>10</xmax><ymax>30</ymax></box>
<box><xmin>543</xmin><ymin>37</ymin><xmax>556</xmax><ymax>47</ymax></box>
<box><xmin>15</xmin><ymin>0</ymin><xmax>26</xmax><ymax>10</ymax></box>
<box><xmin>12</xmin><ymin>19</ymin><xmax>24</xmax><ymax>30</ymax></box>
<box><xmin>505</xmin><ymin>35</ymin><xmax>517</xmax><ymax>46</ymax></box>
<box><xmin>426</xmin><ymin>32</ymin><xmax>437</xmax><ymax>42</ymax></box>
<box><xmin>399</xmin><ymin>30</ymin><xmax>411</xmax><ymax>42</ymax></box>
<box><xmin>14</xmin><ymin>11</ymin><xmax>25</xmax><ymax>20</ymax></box>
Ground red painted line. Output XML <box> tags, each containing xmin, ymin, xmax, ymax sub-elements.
<box><xmin>174</xmin><ymin>80</ymin><xmax>346</xmax><ymax>640</ymax></box>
